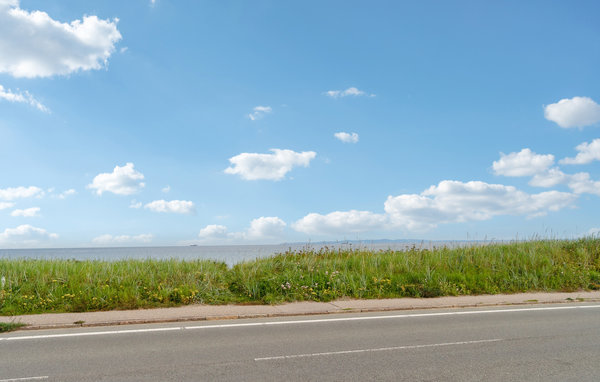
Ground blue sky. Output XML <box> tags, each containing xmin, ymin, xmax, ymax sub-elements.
<box><xmin>1</xmin><ymin>0</ymin><xmax>599</xmax><ymax>248</ymax></box>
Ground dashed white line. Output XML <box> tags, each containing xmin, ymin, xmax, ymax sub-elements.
<box><xmin>0</xmin><ymin>377</ymin><xmax>49</xmax><ymax>382</ymax></box>
<box><xmin>254</xmin><ymin>338</ymin><xmax>503</xmax><ymax>361</ymax></box>
<box><xmin>1</xmin><ymin>304</ymin><xmax>598</xmax><ymax>342</ymax></box>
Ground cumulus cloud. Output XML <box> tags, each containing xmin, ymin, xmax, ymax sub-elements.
<box><xmin>129</xmin><ymin>200</ymin><xmax>142</xmax><ymax>209</ymax></box>
<box><xmin>0</xmin><ymin>0</ymin><xmax>122</xmax><ymax>78</ymax></box>
<box><xmin>225</xmin><ymin>149</ymin><xmax>316</xmax><ymax>181</ymax></box>
<box><xmin>293</xmin><ymin>210</ymin><xmax>387</xmax><ymax>235</ymax></box>
<box><xmin>492</xmin><ymin>149</ymin><xmax>600</xmax><ymax>195</ymax></box>
<box><xmin>198</xmin><ymin>216</ymin><xmax>286</xmax><ymax>242</ymax></box>
<box><xmin>0</xmin><ymin>186</ymin><xmax>44</xmax><ymax>200</ymax></box>
<box><xmin>544</xmin><ymin>97</ymin><xmax>600</xmax><ymax>128</ymax></box>
<box><xmin>144</xmin><ymin>200</ymin><xmax>195</xmax><ymax>214</ymax></box>
<box><xmin>92</xmin><ymin>233</ymin><xmax>153</xmax><ymax>245</ymax></box>
<box><xmin>560</xmin><ymin>139</ymin><xmax>600</xmax><ymax>165</ymax></box>
<box><xmin>248</xmin><ymin>106</ymin><xmax>272</xmax><ymax>121</ymax></box>
<box><xmin>0</xmin><ymin>224</ymin><xmax>58</xmax><ymax>246</ymax></box>
<box><xmin>587</xmin><ymin>228</ymin><xmax>600</xmax><ymax>236</ymax></box>
<box><xmin>384</xmin><ymin>181</ymin><xmax>576</xmax><ymax>230</ymax></box>
<box><xmin>198</xmin><ymin>224</ymin><xmax>229</xmax><ymax>240</ymax></box>
<box><xmin>245</xmin><ymin>216</ymin><xmax>286</xmax><ymax>239</ymax></box>
<box><xmin>334</xmin><ymin>132</ymin><xmax>359</xmax><ymax>143</ymax></box>
<box><xmin>0</xmin><ymin>202</ymin><xmax>14</xmax><ymax>210</ymax></box>
<box><xmin>492</xmin><ymin>149</ymin><xmax>554</xmax><ymax>177</ymax></box>
<box><xmin>0</xmin><ymin>84</ymin><xmax>48</xmax><ymax>111</ymax></box>
<box><xmin>567</xmin><ymin>172</ymin><xmax>600</xmax><ymax>196</ymax></box>
<box><xmin>87</xmin><ymin>163</ymin><xmax>145</xmax><ymax>196</ymax></box>
<box><xmin>325</xmin><ymin>87</ymin><xmax>375</xmax><ymax>98</ymax></box>
<box><xmin>55</xmin><ymin>189</ymin><xmax>76</xmax><ymax>199</ymax></box>
<box><xmin>293</xmin><ymin>180</ymin><xmax>576</xmax><ymax>236</ymax></box>
<box><xmin>529</xmin><ymin>168</ymin><xmax>569</xmax><ymax>188</ymax></box>
<box><xmin>11</xmin><ymin>207</ymin><xmax>40</xmax><ymax>217</ymax></box>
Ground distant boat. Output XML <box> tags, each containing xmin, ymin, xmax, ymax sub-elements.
<box><xmin>189</xmin><ymin>244</ymin><xmax>198</xmax><ymax>247</ymax></box>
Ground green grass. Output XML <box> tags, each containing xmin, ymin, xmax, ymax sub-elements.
<box><xmin>0</xmin><ymin>322</ymin><xmax>26</xmax><ymax>332</ymax></box>
<box><xmin>1</xmin><ymin>238</ymin><xmax>599</xmax><ymax>315</ymax></box>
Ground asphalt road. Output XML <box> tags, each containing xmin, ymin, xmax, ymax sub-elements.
<box><xmin>1</xmin><ymin>303</ymin><xmax>599</xmax><ymax>381</ymax></box>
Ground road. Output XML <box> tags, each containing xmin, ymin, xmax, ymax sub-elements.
<box><xmin>1</xmin><ymin>303</ymin><xmax>599</xmax><ymax>381</ymax></box>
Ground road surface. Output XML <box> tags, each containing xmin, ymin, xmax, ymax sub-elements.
<box><xmin>1</xmin><ymin>303</ymin><xmax>599</xmax><ymax>381</ymax></box>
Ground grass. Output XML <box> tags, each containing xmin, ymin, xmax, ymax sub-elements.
<box><xmin>0</xmin><ymin>322</ymin><xmax>26</xmax><ymax>332</ymax></box>
<box><xmin>1</xmin><ymin>238</ymin><xmax>599</xmax><ymax>316</ymax></box>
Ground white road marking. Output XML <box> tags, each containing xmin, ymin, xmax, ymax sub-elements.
<box><xmin>1</xmin><ymin>304</ymin><xmax>598</xmax><ymax>342</ymax></box>
<box><xmin>254</xmin><ymin>338</ymin><xmax>503</xmax><ymax>361</ymax></box>
<box><xmin>0</xmin><ymin>377</ymin><xmax>49</xmax><ymax>382</ymax></box>
<box><xmin>185</xmin><ymin>304</ymin><xmax>600</xmax><ymax>330</ymax></box>
<box><xmin>0</xmin><ymin>327</ymin><xmax>181</xmax><ymax>341</ymax></box>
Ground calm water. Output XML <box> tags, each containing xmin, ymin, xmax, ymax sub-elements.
<box><xmin>0</xmin><ymin>241</ymin><xmax>474</xmax><ymax>266</ymax></box>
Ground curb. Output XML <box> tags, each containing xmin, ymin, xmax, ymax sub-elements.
<box><xmin>10</xmin><ymin>296</ymin><xmax>600</xmax><ymax>332</ymax></box>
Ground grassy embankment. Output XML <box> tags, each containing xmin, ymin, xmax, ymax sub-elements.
<box><xmin>1</xmin><ymin>238</ymin><xmax>599</xmax><ymax>316</ymax></box>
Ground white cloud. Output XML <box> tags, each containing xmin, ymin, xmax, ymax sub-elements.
<box><xmin>0</xmin><ymin>0</ymin><xmax>122</xmax><ymax>78</ymax></box>
<box><xmin>529</xmin><ymin>168</ymin><xmax>569</xmax><ymax>188</ymax></box>
<box><xmin>0</xmin><ymin>202</ymin><xmax>14</xmax><ymax>210</ymax></box>
<box><xmin>325</xmin><ymin>87</ymin><xmax>375</xmax><ymax>98</ymax></box>
<box><xmin>198</xmin><ymin>216</ymin><xmax>286</xmax><ymax>242</ymax></box>
<box><xmin>245</xmin><ymin>216</ymin><xmax>286</xmax><ymax>239</ymax></box>
<box><xmin>0</xmin><ymin>84</ymin><xmax>48</xmax><ymax>111</ymax></box>
<box><xmin>161</xmin><ymin>185</ymin><xmax>171</xmax><ymax>193</ymax></box>
<box><xmin>0</xmin><ymin>224</ymin><xmax>58</xmax><ymax>246</ymax></box>
<box><xmin>92</xmin><ymin>233</ymin><xmax>153</xmax><ymax>245</ymax></box>
<box><xmin>198</xmin><ymin>224</ymin><xmax>229</xmax><ymax>239</ymax></box>
<box><xmin>11</xmin><ymin>207</ymin><xmax>40</xmax><ymax>217</ymax></box>
<box><xmin>522</xmin><ymin>168</ymin><xmax>600</xmax><ymax>196</ymax></box>
<box><xmin>0</xmin><ymin>186</ymin><xmax>44</xmax><ymax>200</ymax></box>
<box><xmin>587</xmin><ymin>228</ymin><xmax>600</xmax><ymax>236</ymax></box>
<box><xmin>567</xmin><ymin>172</ymin><xmax>600</xmax><ymax>196</ymax></box>
<box><xmin>56</xmin><ymin>189</ymin><xmax>76</xmax><ymax>199</ymax></box>
<box><xmin>129</xmin><ymin>200</ymin><xmax>142</xmax><ymax>209</ymax></box>
<box><xmin>334</xmin><ymin>132</ymin><xmax>359</xmax><ymax>143</ymax></box>
<box><xmin>492</xmin><ymin>149</ymin><xmax>554</xmax><ymax>177</ymax></box>
<box><xmin>144</xmin><ymin>200</ymin><xmax>195</xmax><ymax>214</ymax></box>
<box><xmin>544</xmin><ymin>97</ymin><xmax>600</xmax><ymax>128</ymax></box>
<box><xmin>293</xmin><ymin>210</ymin><xmax>387</xmax><ymax>235</ymax></box>
<box><xmin>491</xmin><ymin>149</ymin><xmax>600</xmax><ymax>196</ymax></box>
<box><xmin>560</xmin><ymin>138</ymin><xmax>600</xmax><ymax>165</ymax></box>
<box><xmin>293</xmin><ymin>180</ymin><xmax>575</xmax><ymax>236</ymax></box>
<box><xmin>384</xmin><ymin>181</ymin><xmax>576</xmax><ymax>230</ymax></box>
<box><xmin>87</xmin><ymin>163</ymin><xmax>145</xmax><ymax>196</ymax></box>
<box><xmin>248</xmin><ymin>106</ymin><xmax>272</xmax><ymax>121</ymax></box>
<box><xmin>225</xmin><ymin>149</ymin><xmax>316</xmax><ymax>181</ymax></box>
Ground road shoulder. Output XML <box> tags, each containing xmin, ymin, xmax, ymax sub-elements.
<box><xmin>2</xmin><ymin>290</ymin><xmax>599</xmax><ymax>331</ymax></box>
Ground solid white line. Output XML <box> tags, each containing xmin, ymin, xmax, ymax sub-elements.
<box><xmin>0</xmin><ymin>377</ymin><xmax>49</xmax><ymax>382</ymax></box>
<box><xmin>0</xmin><ymin>327</ymin><xmax>181</xmax><ymax>341</ymax></box>
<box><xmin>254</xmin><ymin>338</ymin><xmax>503</xmax><ymax>361</ymax></box>
<box><xmin>185</xmin><ymin>304</ymin><xmax>600</xmax><ymax>330</ymax></box>
<box><xmin>1</xmin><ymin>304</ymin><xmax>598</xmax><ymax>342</ymax></box>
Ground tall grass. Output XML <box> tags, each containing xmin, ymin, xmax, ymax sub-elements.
<box><xmin>0</xmin><ymin>259</ymin><xmax>233</xmax><ymax>315</ymax></box>
<box><xmin>1</xmin><ymin>238</ymin><xmax>599</xmax><ymax>315</ymax></box>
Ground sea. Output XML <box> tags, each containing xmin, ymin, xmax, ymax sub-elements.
<box><xmin>0</xmin><ymin>240</ymin><xmax>477</xmax><ymax>266</ymax></box>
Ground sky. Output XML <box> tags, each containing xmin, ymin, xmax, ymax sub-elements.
<box><xmin>0</xmin><ymin>0</ymin><xmax>599</xmax><ymax>248</ymax></box>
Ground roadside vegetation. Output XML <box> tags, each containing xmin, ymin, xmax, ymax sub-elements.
<box><xmin>0</xmin><ymin>322</ymin><xmax>25</xmax><ymax>332</ymax></box>
<box><xmin>1</xmin><ymin>238</ymin><xmax>599</xmax><ymax>316</ymax></box>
